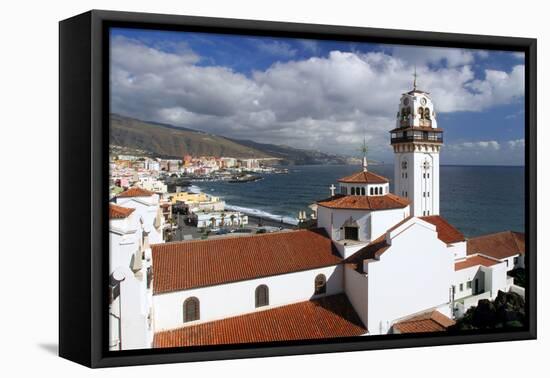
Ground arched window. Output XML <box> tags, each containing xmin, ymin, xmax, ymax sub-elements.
<box><xmin>375</xmin><ymin>187</ymin><xmax>379</xmax><ymax>195</ymax></box>
<box><xmin>255</xmin><ymin>285</ymin><xmax>269</xmax><ymax>308</ymax></box>
<box><xmin>183</xmin><ymin>297</ymin><xmax>200</xmax><ymax>322</ymax></box>
<box><xmin>314</xmin><ymin>274</ymin><xmax>327</xmax><ymax>295</ymax></box>
<box><xmin>351</xmin><ymin>187</ymin><xmax>355</xmax><ymax>195</ymax></box>
<box><xmin>418</xmin><ymin>107</ymin><xmax>424</xmax><ymax>119</ymax></box>
<box><xmin>361</xmin><ymin>187</ymin><xmax>366</xmax><ymax>195</ymax></box>
<box><xmin>370</xmin><ymin>187</ymin><xmax>374</xmax><ymax>195</ymax></box>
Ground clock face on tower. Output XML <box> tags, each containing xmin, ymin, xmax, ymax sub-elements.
<box><xmin>403</xmin><ymin>98</ymin><xmax>409</xmax><ymax>106</ymax></box>
<box><xmin>401</xmin><ymin>161</ymin><xmax>408</xmax><ymax>170</ymax></box>
<box><xmin>423</xmin><ymin>160</ymin><xmax>431</xmax><ymax>170</ymax></box>
<box><xmin>420</xmin><ymin>97</ymin><xmax>427</xmax><ymax>105</ymax></box>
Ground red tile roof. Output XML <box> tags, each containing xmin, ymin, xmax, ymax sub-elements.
<box><xmin>152</xmin><ymin>229</ymin><xmax>342</xmax><ymax>294</ymax></box>
<box><xmin>153</xmin><ymin>294</ymin><xmax>366</xmax><ymax>347</ymax></box>
<box><xmin>454</xmin><ymin>255</ymin><xmax>500</xmax><ymax>271</ymax></box>
<box><xmin>420</xmin><ymin>216</ymin><xmax>465</xmax><ymax>244</ymax></box>
<box><xmin>392</xmin><ymin>310</ymin><xmax>455</xmax><ymax>334</ymax></box>
<box><xmin>117</xmin><ymin>187</ymin><xmax>155</xmax><ymax>198</ymax></box>
<box><xmin>467</xmin><ymin>231</ymin><xmax>525</xmax><ymax>260</ymax></box>
<box><xmin>338</xmin><ymin>170</ymin><xmax>389</xmax><ymax>184</ymax></box>
<box><xmin>109</xmin><ymin>204</ymin><xmax>135</xmax><ymax>219</ymax></box>
<box><xmin>317</xmin><ymin>194</ymin><xmax>409</xmax><ymax>211</ymax></box>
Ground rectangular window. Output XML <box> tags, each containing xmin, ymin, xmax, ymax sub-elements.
<box><xmin>427</xmin><ymin>192</ymin><xmax>430</xmax><ymax>197</ymax></box>
<box><xmin>459</xmin><ymin>283</ymin><xmax>464</xmax><ymax>292</ymax></box>
<box><xmin>467</xmin><ymin>281</ymin><xmax>472</xmax><ymax>289</ymax></box>
<box><xmin>514</xmin><ymin>257</ymin><xmax>519</xmax><ymax>264</ymax></box>
<box><xmin>506</xmin><ymin>260</ymin><xmax>509</xmax><ymax>267</ymax></box>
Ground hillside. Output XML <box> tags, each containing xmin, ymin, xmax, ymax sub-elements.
<box><xmin>110</xmin><ymin>114</ymin><xmax>348</xmax><ymax>165</ymax></box>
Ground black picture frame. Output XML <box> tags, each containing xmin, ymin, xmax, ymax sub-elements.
<box><xmin>59</xmin><ymin>9</ymin><xmax>537</xmax><ymax>368</ymax></box>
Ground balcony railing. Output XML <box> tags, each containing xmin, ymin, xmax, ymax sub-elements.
<box><xmin>391</xmin><ymin>135</ymin><xmax>443</xmax><ymax>144</ymax></box>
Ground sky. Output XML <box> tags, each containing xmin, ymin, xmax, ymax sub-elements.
<box><xmin>110</xmin><ymin>28</ymin><xmax>525</xmax><ymax>166</ymax></box>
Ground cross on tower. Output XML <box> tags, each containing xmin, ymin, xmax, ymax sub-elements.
<box><xmin>329</xmin><ymin>184</ymin><xmax>336</xmax><ymax>197</ymax></box>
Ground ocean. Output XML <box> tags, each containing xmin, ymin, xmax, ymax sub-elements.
<box><xmin>193</xmin><ymin>164</ymin><xmax>525</xmax><ymax>238</ymax></box>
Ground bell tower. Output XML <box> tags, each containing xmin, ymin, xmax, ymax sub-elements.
<box><xmin>390</xmin><ymin>72</ymin><xmax>443</xmax><ymax>217</ymax></box>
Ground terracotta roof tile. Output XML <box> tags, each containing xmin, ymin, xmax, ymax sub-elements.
<box><xmin>454</xmin><ymin>255</ymin><xmax>500</xmax><ymax>271</ymax></box>
<box><xmin>153</xmin><ymin>294</ymin><xmax>366</xmax><ymax>347</ymax></box>
<box><xmin>109</xmin><ymin>204</ymin><xmax>135</xmax><ymax>219</ymax></box>
<box><xmin>117</xmin><ymin>187</ymin><xmax>155</xmax><ymax>198</ymax></box>
<box><xmin>317</xmin><ymin>194</ymin><xmax>409</xmax><ymax>211</ymax></box>
<box><xmin>338</xmin><ymin>170</ymin><xmax>389</xmax><ymax>184</ymax></box>
<box><xmin>420</xmin><ymin>216</ymin><xmax>465</xmax><ymax>244</ymax></box>
<box><xmin>393</xmin><ymin>310</ymin><xmax>455</xmax><ymax>334</ymax></box>
<box><xmin>467</xmin><ymin>231</ymin><xmax>525</xmax><ymax>259</ymax></box>
<box><xmin>152</xmin><ymin>229</ymin><xmax>342</xmax><ymax>294</ymax></box>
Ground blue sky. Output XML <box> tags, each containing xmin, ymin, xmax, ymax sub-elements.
<box><xmin>110</xmin><ymin>28</ymin><xmax>525</xmax><ymax>165</ymax></box>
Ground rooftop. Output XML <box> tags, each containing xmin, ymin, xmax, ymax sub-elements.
<box><xmin>392</xmin><ymin>310</ymin><xmax>455</xmax><ymax>334</ymax></box>
<box><xmin>117</xmin><ymin>187</ymin><xmax>156</xmax><ymax>198</ymax></box>
<box><xmin>153</xmin><ymin>294</ymin><xmax>366</xmax><ymax>347</ymax></box>
<box><xmin>467</xmin><ymin>231</ymin><xmax>525</xmax><ymax>260</ymax></box>
<box><xmin>109</xmin><ymin>204</ymin><xmax>135</xmax><ymax>219</ymax></box>
<box><xmin>420</xmin><ymin>216</ymin><xmax>465</xmax><ymax>244</ymax></box>
<box><xmin>455</xmin><ymin>255</ymin><xmax>500</xmax><ymax>271</ymax></box>
<box><xmin>337</xmin><ymin>170</ymin><xmax>389</xmax><ymax>184</ymax></box>
<box><xmin>152</xmin><ymin>229</ymin><xmax>342</xmax><ymax>294</ymax></box>
<box><xmin>317</xmin><ymin>193</ymin><xmax>409</xmax><ymax>211</ymax></box>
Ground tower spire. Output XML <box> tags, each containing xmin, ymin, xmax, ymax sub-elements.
<box><xmin>413</xmin><ymin>66</ymin><xmax>417</xmax><ymax>90</ymax></box>
<box><xmin>361</xmin><ymin>136</ymin><xmax>368</xmax><ymax>172</ymax></box>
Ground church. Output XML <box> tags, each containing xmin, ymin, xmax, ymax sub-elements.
<box><xmin>108</xmin><ymin>82</ymin><xmax>525</xmax><ymax>350</ymax></box>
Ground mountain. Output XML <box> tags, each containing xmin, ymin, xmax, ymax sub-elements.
<box><xmin>109</xmin><ymin>114</ymin><xmax>348</xmax><ymax>165</ymax></box>
<box><xmin>110</xmin><ymin>114</ymin><xmax>271</xmax><ymax>159</ymax></box>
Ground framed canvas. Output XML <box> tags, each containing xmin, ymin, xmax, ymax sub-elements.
<box><xmin>59</xmin><ymin>10</ymin><xmax>537</xmax><ymax>368</ymax></box>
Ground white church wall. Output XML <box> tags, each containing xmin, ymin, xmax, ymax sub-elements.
<box><xmin>153</xmin><ymin>264</ymin><xmax>344</xmax><ymax>331</ymax></box>
<box><xmin>370</xmin><ymin>207</ymin><xmax>410</xmax><ymax>241</ymax></box>
<box><xmin>335</xmin><ymin>242</ymin><xmax>367</xmax><ymax>259</ymax></box>
<box><xmin>366</xmin><ymin>222</ymin><xmax>454</xmax><ymax>335</ymax></box>
<box><xmin>344</xmin><ymin>265</ymin><xmax>369</xmax><ymax>331</ymax></box>
<box><xmin>317</xmin><ymin>206</ymin><xmax>407</xmax><ymax>247</ymax></box>
<box><xmin>448</xmin><ymin>241</ymin><xmax>467</xmax><ymax>259</ymax></box>
<box><xmin>317</xmin><ymin>207</ymin><xmax>372</xmax><ymax>243</ymax></box>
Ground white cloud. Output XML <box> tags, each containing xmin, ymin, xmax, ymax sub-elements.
<box><xmin>110</xmin><ymin>37</ymin><xmax>525</xmax><ymax>158</ymax></box>
<box><xmin>449</xmin><ymin>140</ymin><xmax>501</xmax><ymax>151</ymax></box>
<box><xmin>508</xmin><ymin>139</ymin><xmax>525</xmax><ymax>149</ymax></box>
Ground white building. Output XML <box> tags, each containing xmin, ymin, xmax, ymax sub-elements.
<box><xmin>137</xmin><ymin>176</ymin><xmax>168</xmax><ymax>194</ymax></box>
<box><xmin>111</xmin><ymin>82</ymin><xmax>525</xmax><ymax>350</ymax></box>
<box><xmin>108</xmin><ymin>204</ymin><xmax>154</xmax><ymax>351</ymax></box>
<box><xmin>114</xmin><ymin>187</ymin><xmax>165</xmax><ymax>245</ymax></box>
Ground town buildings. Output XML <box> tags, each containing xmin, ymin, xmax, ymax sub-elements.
<box><xmin>109</xmin><ymin>83</ymin><xmax>526</xmax><ymax>350</ymax></box>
